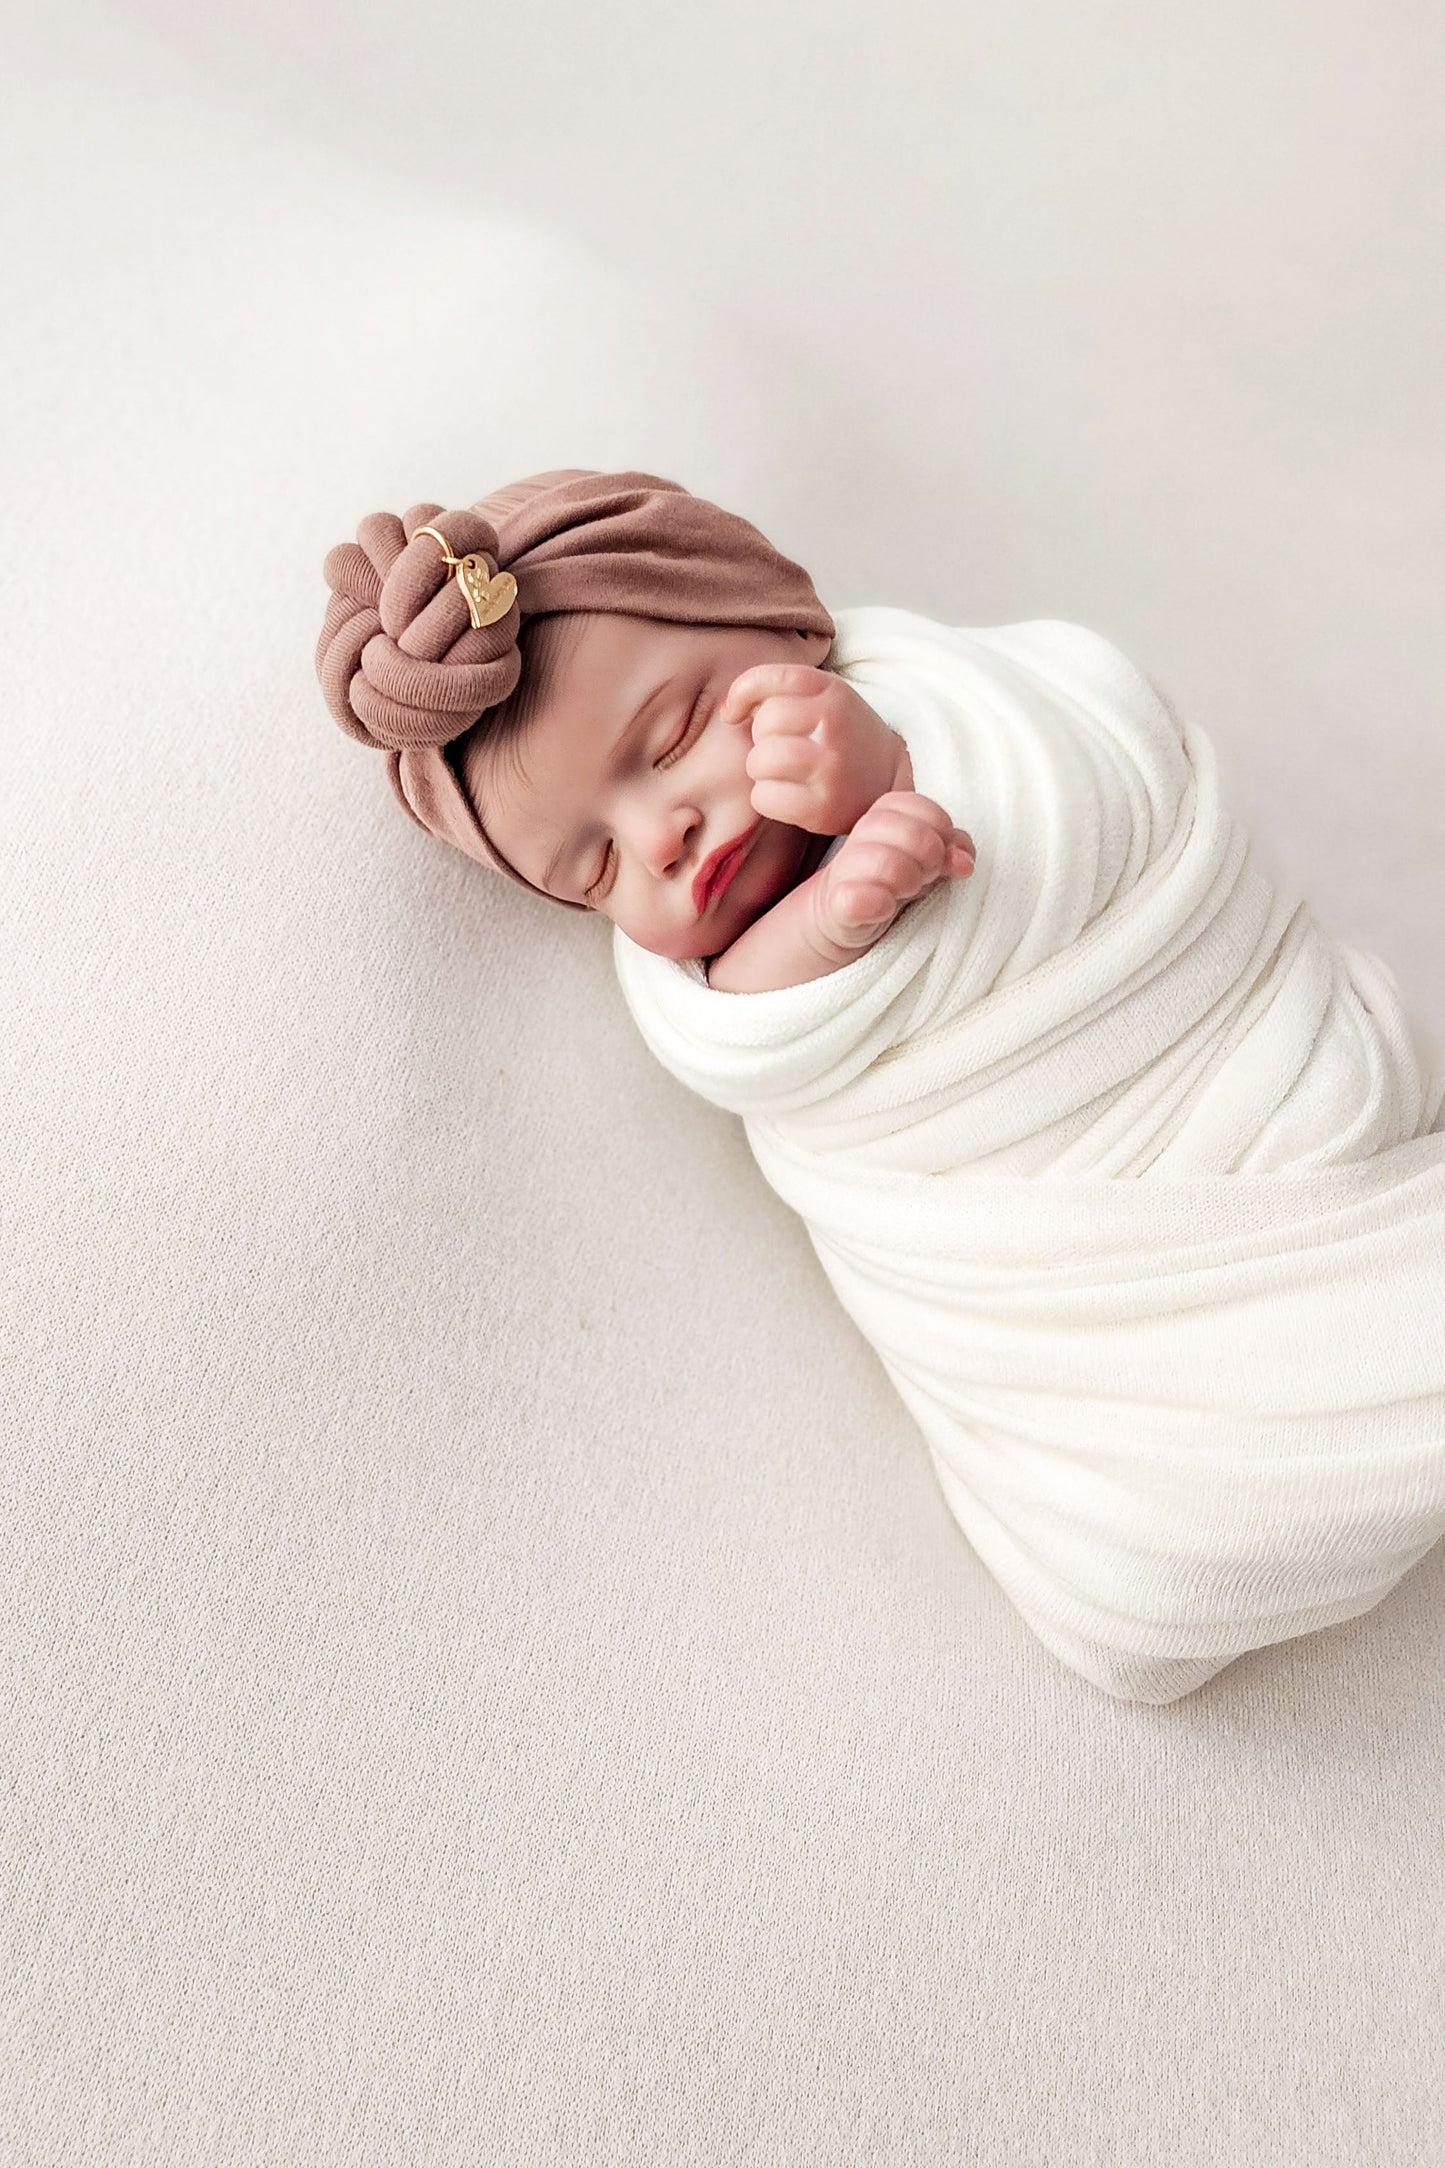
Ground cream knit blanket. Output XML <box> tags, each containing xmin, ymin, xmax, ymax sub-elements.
<box><xmin>612</xmin><ymin>608</ymin><xmax>1445</xmax><ymax>1704</ymax></box>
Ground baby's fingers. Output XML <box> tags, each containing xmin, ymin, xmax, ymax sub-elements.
<box><xmin>719</xmin><ymin>663</ymin><xmax>831</xmax><ymax>729</ymax></box>
<box><xmin>863</xmin><ymin>789</ymin><xmax>965</xmax><ymax>841</ymax></box>
<box><xmin>856</xmin><ymin>795</ymin><xmax>975</xmax><ymax>876</ymax></box>
<box><xmin>847</xmin><ymin>805</ymin><xmax>945</xmax><ymax>874</ymax></box>
<box><xmin>829</xmin><ymin>881</ymin><xmax>905</xmax><ymax>935</ymax></box>
<box><xmin>746</xmin><ymin>735</ymin><xmax>818</xmax><ymax>786</ymax></box>
<box><xmin>748</xmin><ymin>776</ymin><xmax>818</xmax><ymax>826</ymax></box>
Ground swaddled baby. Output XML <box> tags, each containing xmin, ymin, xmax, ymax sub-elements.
<box><xmin>317</xmin><ymin>466</ymin><xmax>1445</xmax><ymax>1706</ymax></box>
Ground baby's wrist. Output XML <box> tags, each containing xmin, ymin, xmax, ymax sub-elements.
<box><xmin>832</xmin><ymin>722</ymin><xmax>912</xmax><ymax>835</ymax></box>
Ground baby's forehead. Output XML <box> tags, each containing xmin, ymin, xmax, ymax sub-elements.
<box><xmin>474</xmin><ymin>609</ymin><xmax>742</xmax><ymax>754</ymax></box>
<box><xmin>524</xmin><ymin>612</ymin><xmax>724</xmax><ymax>738</ymax></box>
<box><xmin>530</xmin><ymin>609</ymin><xmax>691</xmax><ymax>707</ymax></box>
<box><xmin>462</xmin><ymin>615</ymin><xmax>682</xmax><ymax>817</ymax></box>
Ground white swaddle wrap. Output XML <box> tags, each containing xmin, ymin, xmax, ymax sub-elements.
<box><xmin>613</xmin><ymin>607</ymin><xmax>1445</xmax><ymax>1704</ymax></box>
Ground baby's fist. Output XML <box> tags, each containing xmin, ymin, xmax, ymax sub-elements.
<box><xmin>720</xmin><ymin>663</ymin><xmax>905</xmax><ymax>835</ymax></box>
<box><xmin>813</xmin><ymin>792</ymin><xmax>975</xmax><ymax>958</ymax></box>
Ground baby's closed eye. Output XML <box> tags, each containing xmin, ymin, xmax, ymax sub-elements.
<box><xmin>583</xmin><ymin>684</ymin><xmax>713</xmax><ymax>903</ymax></box>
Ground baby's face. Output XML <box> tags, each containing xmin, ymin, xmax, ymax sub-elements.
<box><xmin>462</xmin><ymin>611</ymin><xmax>835</xmax><ymax>960</ymax></box>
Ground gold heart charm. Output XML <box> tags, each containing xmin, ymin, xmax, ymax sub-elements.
<box><xmin>455</xmin><ymin>555</ymin><xmax>518</xmax><ymax>631</ymax></box>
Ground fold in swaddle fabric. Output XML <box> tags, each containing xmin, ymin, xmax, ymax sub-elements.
<box><xmin>613</xmin><ymin>608</ymin><xmax>1445</xmax><ymax>1704</ymax></box>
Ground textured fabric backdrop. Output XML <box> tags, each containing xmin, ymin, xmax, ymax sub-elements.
<box><xmin>3</xmin><ymin>1</ymin><xmax>1443</xmax><ymax>2161</ymax></box>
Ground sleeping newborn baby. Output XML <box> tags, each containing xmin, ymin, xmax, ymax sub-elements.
<box><xmin>452</xmin><ymin>604</ymin><xmax>978</xmax><ymax>990</ymax></box>
<box><xmin>317</xmin><ymin>466</ymin><xmax>1445</xmax><ymax>1707</ymax></box>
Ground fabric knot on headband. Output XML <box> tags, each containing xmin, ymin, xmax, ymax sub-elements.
<box><xmin>313</xmin><ymin>467</ymin><xmax>837</xmax><ymax>902</ymax></box>
<box><xmin>316</xmin><ymin>501</ymin><xmax>521</xmax><ymax>756</ymax></box>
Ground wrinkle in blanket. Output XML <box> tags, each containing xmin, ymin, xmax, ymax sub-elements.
<box><xmin>613</xmin><ymin>607</ymin><xmax>1445</xmax><ymax>1705</ymax></box>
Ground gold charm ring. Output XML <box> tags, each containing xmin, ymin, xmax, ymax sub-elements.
<box><xmin>413</xmin><ymin>524</ymin><xmax>519</xmax><ymax>631</ymax></box>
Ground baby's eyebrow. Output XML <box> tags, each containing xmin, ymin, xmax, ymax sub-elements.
<box><xmin>541</xmin><ymin>675</ymin><xmax>675</xmax><ymax>894</ymax></box>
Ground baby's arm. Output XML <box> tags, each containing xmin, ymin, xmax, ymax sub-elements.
<box><xmin>706</xmin><ymin>791</ymin><xmax>975</xmax><ymax>992</ymax></box>
<box><xmin>704</xmin><ymin>663</ymin><xmax>973</xmax><ymax>990</ymax></box>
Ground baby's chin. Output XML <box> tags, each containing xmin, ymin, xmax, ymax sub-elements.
<box><xmin>625</xmin><ymin>896</ymin><xmax>769</xmax><ymax>964</ymax></box>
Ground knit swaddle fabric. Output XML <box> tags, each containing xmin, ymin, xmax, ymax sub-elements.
<box><xmin>613</xmin><ymin>607</ymin><xmax>1445</xmax><ymax>1704</ymax></box>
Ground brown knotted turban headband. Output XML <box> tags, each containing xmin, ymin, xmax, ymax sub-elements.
<box><xmin>315</xmin><ymin>467</ymin><xmax>837</xmax><ymax>910</ymax></box>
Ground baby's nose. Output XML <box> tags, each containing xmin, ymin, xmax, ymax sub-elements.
<box><xmin>646</xmin><ymin>806</ymin><xmax>701</xmax><ymax>878</ymax></box>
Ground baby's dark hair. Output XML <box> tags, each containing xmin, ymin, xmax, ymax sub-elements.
<box><xmin>452</xmin><ymin>610</ymin><xmax>587</xmax><ymax>812</ymax></box>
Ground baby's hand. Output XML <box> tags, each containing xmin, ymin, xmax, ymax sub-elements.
<box><xmin>812</xmin><ymin>792</ymin><xmax>975</xmax><ymax>957</ymax></box>
<box><xmin>719</xmin><ymin>663</ymin><xmax>906</xmax><ymax>835</ymax></box>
